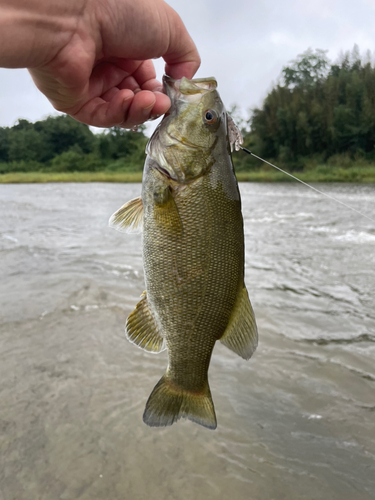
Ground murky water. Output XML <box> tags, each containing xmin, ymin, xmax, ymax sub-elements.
<box><xmin>0</xmin><ymin>182</ymin><xmax>374</xmax><ymax>500</ymax></box>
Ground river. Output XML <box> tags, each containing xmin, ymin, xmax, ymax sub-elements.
<box><xmin>0</xmin><ymin>182</ymin><xmax>374</xmax><ymax>500</ymax></box>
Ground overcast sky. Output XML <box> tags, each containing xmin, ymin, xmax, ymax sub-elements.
<box><xmin>0</xmin><ymin>0</ymin><xmax>374</xmax><ymax>134</ymax></box>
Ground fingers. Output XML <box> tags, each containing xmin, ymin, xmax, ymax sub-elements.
<box><xmin>128</xmin><ymin>59</ymin><xmax>158</xmax><ymax>87</ymax></box>
<box><xmin>89</xmin><ymin>59</ymin><xmax>163</xmax><ymax>97</ymax></box>
<box><xmin>122</xmin><ymin>90</ymin><xmax>168</xmax><ymax>128</ymax></box>
<box><xmin>63</xmin><ymin>58</ymin><xmax>169</xmax><ymax>127</ymax></box>
<box><xmin>71</xmin><ymin>88</ymin><xmax>170</xmax><ymax>128</ymax></box>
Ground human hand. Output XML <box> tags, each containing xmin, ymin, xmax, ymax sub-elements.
<box><xmin>0</xmin><ymin>0</ymin><xmax>200</xmax><ymax>128</ymax></box>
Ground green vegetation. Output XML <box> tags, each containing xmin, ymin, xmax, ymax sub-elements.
<box><xmin>0</xmin><ymin>115</ymin><xmax>148</xmax><ymax>176</ymax></box>
<box><xmin>0</xmin><ymin>171</ymin><xmax>144</xmax><ymax>183</ymax></box>
<box><xmin>1</xmin><ymin>45</ymin><xmax>375</xmax><ymax>183</ymax></box>
<box><xmin>2</xmin><ymin>165</ymin><xmax>374</xmax><ymax>184</ymax></box>
<box><xmin>234</xmin><ymin>46</ymin><xmax>375</xmax><ymax>177</ymax></box>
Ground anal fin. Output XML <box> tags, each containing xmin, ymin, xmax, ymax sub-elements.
<box><xmin>126</xmin><ymin>291</ymin><xmax>166</xmax><ymax>353</ymax></box>
<box><xmin>220</xmin><ymin>285</ymin><xmax>258</xmax><ymax>360</ymax></box>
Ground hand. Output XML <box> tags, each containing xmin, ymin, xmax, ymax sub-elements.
<box><xmin>0</xmin><ymin>0</ymin><xmax>200</xmax><ymax>128</ymax></box>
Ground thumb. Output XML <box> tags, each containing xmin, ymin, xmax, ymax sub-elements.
<box><xmin>161</xmin><ymin>5</ymin><xmax>200</xmax><ymax>79</ymax></box>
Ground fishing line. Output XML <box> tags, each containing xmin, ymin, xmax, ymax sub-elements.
<box><xmin>240</xmin><ymin>147</ymin><xmax>375</xmax><ymax>224</ymax></box>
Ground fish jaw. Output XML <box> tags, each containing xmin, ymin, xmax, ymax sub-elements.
<box><xmin>163</xmin><ymin>75</ymin><xmax>218</xmax><ymax>100</ymax></box>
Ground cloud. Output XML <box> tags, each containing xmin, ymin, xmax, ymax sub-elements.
<box><xmin>0</xmin><ymin>69</ymin><xmax>58</xmax><ymax>127</ymax></box>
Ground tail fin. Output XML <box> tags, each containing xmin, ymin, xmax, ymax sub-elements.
<box><xmin>143</xmin><ymin>375</ymin><xmax>217</xmax><ymax>430</ymax></box>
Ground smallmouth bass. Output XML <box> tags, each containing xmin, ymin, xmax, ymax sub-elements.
<box><xmin>110</xmin><ymin>76</ymin><xmax>258</xmax><ymax>429</ymax></box>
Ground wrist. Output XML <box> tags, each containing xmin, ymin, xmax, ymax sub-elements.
<box><xmin>0</xmin><ymin>0</ymin><xmax>87</xmax><ymax>68</ymax></box>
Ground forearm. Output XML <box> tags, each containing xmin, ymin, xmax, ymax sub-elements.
<box><xmin>0</xmin><ymin>0</ymin><xmax>86</xmax><ymax>68</ymax></box>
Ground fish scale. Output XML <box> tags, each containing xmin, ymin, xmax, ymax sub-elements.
<box><xmin>144</xmin><ymin>172</ymin><xmax>242</xmax><ymax>386</ymax></box>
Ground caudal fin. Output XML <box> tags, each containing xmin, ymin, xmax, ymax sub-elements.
<box><xmin>143</xmin><ymin>375</ymin><xmax>217</xmax><ymax>430</ymax></box>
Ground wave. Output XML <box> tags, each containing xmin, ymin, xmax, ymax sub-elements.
<box><xmin>308</xmin><ymin>225</ymin><xmax>339</xmax><ymax>234</ymax></box>
<box><xmin>298</xmin><ymin>333</ymin><xmax>375</xmax><ymax>345</ymax></box>
<box><xmin>244</xmin><ymin>212</ymin><xmax>314</xmax><ymax>224</ymax></box>
<box><xmin>2</xmin><ymin>234</ymin><xmax>18</xmax><ymax>243</ymax></box>
<box><xmin>334</xmin><ymin>230</ymin><xmax>375</xmax><ymax>243</ymax></box>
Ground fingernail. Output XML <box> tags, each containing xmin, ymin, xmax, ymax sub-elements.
<box><xmin>154</xmin><ymin>87</ymin><xmax>164</xmax><ymax>93</ymax></box>
<box><xmin>148</xmin><ymin>114</ymin><xmax>161</xmax><ymax>121</ymax></box>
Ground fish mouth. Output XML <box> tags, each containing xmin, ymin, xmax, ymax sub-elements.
<box><xmin>163</xmin><ymin>75</ymin><xmax>217</xmax><ymax>101</ymax></box>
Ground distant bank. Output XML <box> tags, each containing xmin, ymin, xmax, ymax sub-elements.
<box><xmin>1</xmin><ymin>166</ymin><xmax>375</xmax><ymax>183</ymax></box>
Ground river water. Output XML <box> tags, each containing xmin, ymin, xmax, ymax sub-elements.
<box><xmin>0</xmin><ymin>182</ymin><xmax>374</xmax><ymax>500</ymax></box>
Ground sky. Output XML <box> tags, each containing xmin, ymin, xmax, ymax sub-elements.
<box><xmin>0</xmin><ymin>0</ymin><xmax>374</xmax><ymax>135</ymax></box>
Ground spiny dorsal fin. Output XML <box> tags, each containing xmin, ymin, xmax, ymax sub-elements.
<box><xmin>125</xmin><ymin>291</ymin><xmax>166</xmax><ymax>353</ymax></box>
<box><xmin>220</xmin><ymin>285</ymin><xmax>258</xmax><ymax>360</ymax></box>
<box><xmin>109</xmin><ymin>197</ymin><xmax>143</xmax><ymax>233</ymax></box>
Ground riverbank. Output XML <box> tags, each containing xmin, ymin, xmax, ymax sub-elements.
<box><xmin>1</xmin><ymin>165</ymin><xmax>375</xmax><ymax>183</ymax></box>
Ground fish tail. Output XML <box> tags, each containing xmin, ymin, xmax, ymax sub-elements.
<box><xmin>143</xmin><ymin>375</ymin><xmax>217</xmax><ymax>430</ymax></box>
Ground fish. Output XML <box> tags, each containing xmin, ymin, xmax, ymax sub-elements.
<box><xmin>109</xmin><ymin>75</ymin><xmax>258</xmax><ymax>430</ymax></box>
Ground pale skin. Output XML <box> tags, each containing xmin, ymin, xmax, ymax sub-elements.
<box><xmin>0</xmin><ymin>0</ymin><xmax>200</xmax><ymax>128</ymax></box>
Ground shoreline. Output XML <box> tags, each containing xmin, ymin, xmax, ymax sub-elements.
<box><xmin>1</xmin><ymin>167</ymin><xmax>375</xmax><ymax>183</ymax></box>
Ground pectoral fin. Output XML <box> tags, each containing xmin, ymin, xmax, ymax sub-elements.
<box><xmin>125</xmin><ymin>291</ymin><xmax>166</xmax><ymax>353</ymax></box>
<box><xmin>109</xmin><ymin>197</ymin><xmax>143</xmax><ymax>233</ymax></box>
<box><xmin>220</xmin><ymin>285</ymin><xmax>258</xmax><ymax>360</ymax></box>
<box><xmin>153</xmin><ymin>186</ymin><xmax>182</xmax><ymax>236</ymax></box>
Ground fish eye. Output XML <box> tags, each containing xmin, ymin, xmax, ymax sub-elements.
<box><xmin>204</xmin><ymin>109</ymin><xmax>218</xmax><ymax>124</ymax></box>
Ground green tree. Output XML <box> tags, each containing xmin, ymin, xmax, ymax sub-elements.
<box><xmin>282</xmin><ymin>48</ymin><xmax>329</xmax><ymax>88</ymax></box>
<box><xmin>0</xmin><ymin>127</ymin><xmax>9</xmax><ymax>162</ymax></box>
<box><xmin>7</xmin><ymin>128</ymin><xmax>44</xmax><ymax>162</ymax></box>
<box><xmin>248</xmin><ymin>45</ymin><xmax>375</xmax><ymax>167</ymax></box>
<box><xmin>96</xmin><ymin>126</ymin><xmax>148</xmax><ymax>164</ymax></box>
<box><xmin>34</xmin><ymin>115</ymin><xmax>95</xmax><ymax>161</ymax></box>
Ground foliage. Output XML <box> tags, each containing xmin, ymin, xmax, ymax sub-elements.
<box><xmin>248</xmin><ymin>46</ymin><xmax>375</xmax><ymax>170</ymax></box>
<box><xmin>0</xmin><ymin>115</ymin><xmax>148</xmax><ymax>173</ymax></box>
<box><xmin>282</xmin><ymin>48</ymin><xmax>329</xmax><ymax>88</ymax></box>
<box><xmin>0</xmin><ymin>171</ymin><xmax>144</xmax><ymax>184</ymax></box>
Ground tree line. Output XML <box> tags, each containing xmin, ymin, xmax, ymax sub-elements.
<box><xmin>234</xmin><ymin>46</ymin><xmax>375</xmax><ymax>172</ymax></box>
<box><xmin>0</xmin><ymin>115</ymin><xmax>148</xmax><ymax>174</ymax></box>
